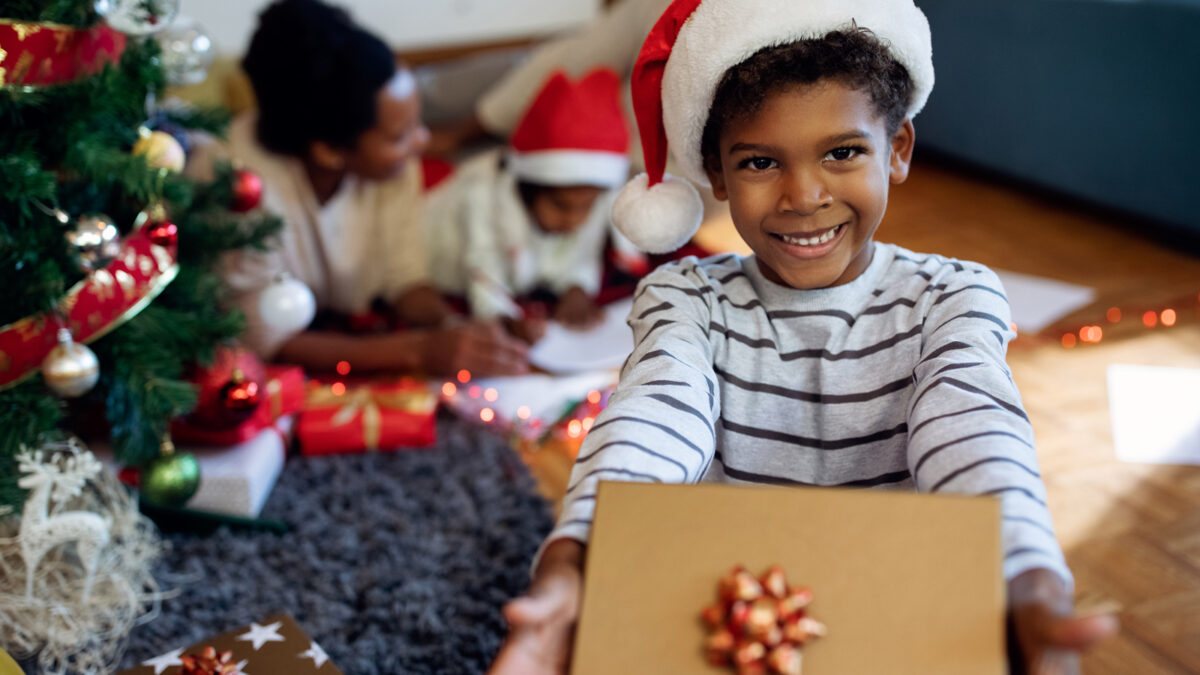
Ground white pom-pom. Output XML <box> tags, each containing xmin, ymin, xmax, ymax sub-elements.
<box><xmin>611</xmin><ymin>173</ymin><xmax>703</xmax><ymax>254</ymax></box>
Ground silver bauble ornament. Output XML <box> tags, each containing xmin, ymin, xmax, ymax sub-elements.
<box><xmin>42</xmin><ymin>329</ymin><xmax>100</xmax><ymax>398</ymax></box>
<box><xmin>94</xmin><ymin>0</ymin><xmax>180</xmax><ymax>35</ymax></box>
<box><xmin>156</xmin><ymin>16</ymin><xmax>214</xmax><ymax>86</ymax></box>
<box><xmin>66</xmin><ymin>214</ymin><xmax>122</xmax><ymax>272</ymax></box>
<box><xmin>258</xmin><ymin>275</ymin><xmax>317</xmax><ymax>335</ymax></box>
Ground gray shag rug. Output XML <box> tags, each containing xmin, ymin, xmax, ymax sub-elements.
<box><xmin>119</xmin><ymin>420</ymin><xmax>554</xmax><ymax>674</ymax></box>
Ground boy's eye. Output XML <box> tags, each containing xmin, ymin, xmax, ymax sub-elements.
<box><xmin>826</xmin><ymin>146</ymin><xmax>864</xmax><ymax>161</ymax></box>
<box><xmin>737</xmin><ymin>156</ymin><xmax>777</xmax><ymax>171</ymax></box>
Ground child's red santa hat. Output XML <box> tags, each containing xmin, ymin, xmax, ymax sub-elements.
<box><xmin>612</xmin><ymin>0</ymin><xmax>935</xmax><ymax>253</ymax></box>
<box><xmin>508</xmin><ymin>68</ymin><xmax>631</xmax><ymax>188</ymax></box>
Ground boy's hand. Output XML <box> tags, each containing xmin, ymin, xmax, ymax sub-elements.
<box><xmin>422</xmin><ymin>320</ymin><xmax>530</xmax><ymax>376</ymax></box>
<box><xmin>502</xmin><ymin>304</ymin><xmax>548</xmax><ymax>344</ymax></box>
<box><xmin>554</xmin><ymin>286</ymin><xmax>603</xmax><ymax>329</ymax></box>
<box><xmin>1007</xmin><ymin>568</ymin><xmax>1118</xmax><ymax>674</ymax></box>
<box><xmin>489</xmin><ymin>540</ymin><xmax>585</xmax><ymax>675</ymax></box>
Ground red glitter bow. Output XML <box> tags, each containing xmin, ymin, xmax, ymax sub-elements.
<box><xmin>180</xmin><ymin>646</ymin><xmax>241</xmax><ymax>675</ymax></box>
<box><xmin>700</xmin><ymin>565</ymin><xmax>827</xmax><ymax>675</ymax></box>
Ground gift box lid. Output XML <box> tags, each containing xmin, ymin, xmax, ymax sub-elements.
<box><xmin>572</xmin><ymin>482</ymin><xmax>1004</xmax><ymax>675</ymax></box>
<box><xmin>118</xmin><ymin>613</ymin><xmax>341</xmax><ymax>674</ymax></box>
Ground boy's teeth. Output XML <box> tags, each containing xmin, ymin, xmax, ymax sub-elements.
<box><xmin>779</xmin><ymin>226</ymin><xmax>840</xmax><ymax>246</ymax></box>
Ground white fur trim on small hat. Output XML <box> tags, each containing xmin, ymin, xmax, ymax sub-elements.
<box><xmin>612</xmin><ymin>173</ymin><xmax>703</xmax><ymax>254</ymax></box>
<box><xmin>507</xmin><ymin>149</ymin><xmax>631</xmax><ymax>188</ymax></box>
<box><xmin>663</xmin><ymin>0</ymin><xmax>934</xmax><ymax>187</ymax></box>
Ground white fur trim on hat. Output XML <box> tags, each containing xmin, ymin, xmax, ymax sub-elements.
<box><xmin>612</xmin><ymin>173</ymin><xmax>703</xmax><ymax>254</ymax></box>
<box><xmin>663</xmin><ymin>0</ymin><xmax>934</xmax><ymax>187</ymax></box>
<box><xmin>507</xmin><ymin>149</ymin><xmax>631</xmax><ymax>188</ymax></box>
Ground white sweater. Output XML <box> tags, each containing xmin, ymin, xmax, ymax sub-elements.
<box><xmin>550</xmin><ymin>242</ymin><xmax>1071</xmax><ymax>584</ymax></box>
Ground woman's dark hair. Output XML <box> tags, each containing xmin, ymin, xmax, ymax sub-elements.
<box><xmin>700</xmin><ymin>28</ymin><xmax>914</xmax><ymax>166</ymax></box>
<box><xmin>242</xmin><ymin>0</ymin><xmax>396</xmax><ymax>157</ymax></box>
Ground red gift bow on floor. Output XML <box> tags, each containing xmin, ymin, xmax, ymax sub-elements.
<box><xmin>701</xmin><ymin>565</ymin><xmax>827</xmax><ymax>675</ymax></box>
<box><xmin>180</xmin><ymin>646</ymin><xmax>240</xmax><ymax>675</ymax></box>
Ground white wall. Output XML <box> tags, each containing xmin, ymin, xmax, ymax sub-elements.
<box><xmin>183</xmin><ymin>0</ymin><xmax>601</xmax><ymax>56</ymax></box>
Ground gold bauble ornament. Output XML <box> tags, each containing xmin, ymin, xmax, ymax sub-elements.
<box><xmin>41</xmin><ymin>328</ymin><xmax>100</xmax><ymax>397</ymax></box>
<box><xmin>132</xmin><ymin>129</ymin><xmax>186</xmax><ymax>172</ymax></box>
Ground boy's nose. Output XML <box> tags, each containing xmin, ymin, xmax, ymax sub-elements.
<box><xmin>777</xmin><ymin>168</ymin><xmax>833</xmax><ymax>215</ymax></box>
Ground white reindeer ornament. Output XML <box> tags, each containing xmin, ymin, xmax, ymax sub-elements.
<box><xmin>16</xmin><ymin>445</ymin><xmax>111</xmax><ymax>601</ymax></box>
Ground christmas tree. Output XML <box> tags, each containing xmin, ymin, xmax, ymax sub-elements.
<box><xmin>0</xmin><ymin>0</ymin><xmax>280</xmax><ymax>508</ymax></box>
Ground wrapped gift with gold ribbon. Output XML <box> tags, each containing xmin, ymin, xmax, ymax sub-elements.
<box><xmin>297</xmin><ymin>379</ymin><xmax>438</xmax><ymax>455</ymax></box>
<box><xmin>171</xmin><ymin>365</ymin><xmax>306</xmax><ymax>447</ymax></box>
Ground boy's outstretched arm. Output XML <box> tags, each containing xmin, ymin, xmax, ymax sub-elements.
<box><xmin>1007</xmin><ymin>568</ymin><xmax>1118</xmax><ymax>674</ymax></box>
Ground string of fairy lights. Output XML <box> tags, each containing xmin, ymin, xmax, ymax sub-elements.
<box><xmin>1056</xmin><ymin>293</ymin><xmax>1198</xmax><ymax>349</ymax></box>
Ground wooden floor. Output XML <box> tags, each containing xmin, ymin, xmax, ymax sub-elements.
<box><xmin>521</xmin><ymin>159</ymin><xmax>1200</xmax><ymax>673</ymax></box>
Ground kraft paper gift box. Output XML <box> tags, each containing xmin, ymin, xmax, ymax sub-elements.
<box><xmin>571</xmin><ymin>482</ymin><xmax>1004</xmax><ymax>675</ymax></box>
<box><xmin>118</xmin><ymin>613</ymin><xmax>341</xmax><ymax>674</ymax></box>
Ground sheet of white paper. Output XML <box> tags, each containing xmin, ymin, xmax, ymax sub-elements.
<box><xmin>993</xmin><ymin>269</ymin><xmax>1096</xmax><ymax>334</ymax></box>
<box><xmin>447</xmin><ymin>370</ymin><xmax>618</xmax><ymax>424</ymax></box>
<box><xmin>1108</xmin><ymin>364</ymin><xmax>1200</xmax><ymax>465</ymax></box>
<box><xmin>529</xmin><ymin>297</ymin><xmax>635</xmax><ymax>373</ymax></box>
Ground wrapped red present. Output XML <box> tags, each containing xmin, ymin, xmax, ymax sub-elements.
<box><xmin>171</xmin><ymin>366</ymin><xmax>305</xmax><ymax>447</ymax></box>
<box><xmin>297</xmin><ymin>379</ymin><xmax>437</xmax><ymax>455</ymax></box>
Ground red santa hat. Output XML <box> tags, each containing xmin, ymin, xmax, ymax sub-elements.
<box><xmin>507</xmin><ymin>68</ymin><xmax>631</xmax><ymax>188</ymax></box>
<box><xmin>612</xmin><ymin>0</ymin><xmax>935</xmax><ymax>253</ymax></box>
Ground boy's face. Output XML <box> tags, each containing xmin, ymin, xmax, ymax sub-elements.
<box><xmin>345</xmin><ymin>69</ymin><xmax>431</xmax><ymax>181</ymax></box>
<box><xmin>704</xmin><ymin>81</ymin><xmax>914</xmax><ymax>290</ymax></box>
<box><xmin>530</xmin><ymin>185</ymin><xmax>604</xmax><ymax>234</ymax></box>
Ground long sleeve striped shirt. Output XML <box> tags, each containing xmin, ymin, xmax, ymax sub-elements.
<box><xmin>550</xmin><ymin>241</ymin><xmax>1071</xmax><ymax>584</ymax></box>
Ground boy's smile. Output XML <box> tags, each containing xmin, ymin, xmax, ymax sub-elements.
<box><xmin>704</xmin><ymin>81</ymin><xmax>914</xmax><ymax>290</ymax></box>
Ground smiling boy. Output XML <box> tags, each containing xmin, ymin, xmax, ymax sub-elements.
<box><xmin>489</xmin><ymin>1</ymin><xmax>1117</xmax><ymax>674</ymax></box>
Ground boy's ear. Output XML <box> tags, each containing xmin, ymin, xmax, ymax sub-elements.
<box><xmin>309</xmin><ymin>140</ymin><xmax>347</xmax><ymax>171</ymax></box>
<box><xmin>889</xmin><ymin>118</ymin><xmax>915</xmax><ymax>185</ymax></box>
<box><xmin>703</xmin><ymin>153</ymin><xmax>729</xmax><ymax>201</ymax></box>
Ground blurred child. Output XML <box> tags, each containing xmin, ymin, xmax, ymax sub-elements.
<box><xmin>424</xmin><ymin>68</ymin><xmax>636</xmax><ymax>339</ymax></box>
<box><xmin>490</xmin><ymin>1</ymin><xmax>1118</xmax><ymax>673</ymax></box>
<box><xmin>209</xmin><ymin>0</ymin><xmax>528</xmax><ymax>376</ymax></box>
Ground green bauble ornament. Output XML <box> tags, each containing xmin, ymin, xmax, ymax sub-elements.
<box><xmin>141</xmin><ymin>445</ymin><xmax>200</xmax><ymax>507</ymax></box>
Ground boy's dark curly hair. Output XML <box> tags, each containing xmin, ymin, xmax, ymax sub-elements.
<box><xmin>242</xmin><ymin>0</ymin><xmax>396</xmax><ymax>157</ymax></box>
<box><xmin>700</xmin><ymin>28</ymin><xmax>914</xmax><ymax>166</ymax></box>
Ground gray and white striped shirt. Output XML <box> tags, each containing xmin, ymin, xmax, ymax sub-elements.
<box><xmin>551</xmin><ymin>241</ymin><xmax>1070</xmax><ymax>583</ymax></box>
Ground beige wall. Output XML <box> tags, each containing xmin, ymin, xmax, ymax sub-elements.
<box><xmin>181</xmin><ymin>0</ymin><xmax>601</xmax><ymax>56</ymax></box>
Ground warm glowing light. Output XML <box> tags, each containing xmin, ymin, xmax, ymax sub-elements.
<box><xmin>457</xmin><ymin>369</ymin><xmax>471</xmax><ymax>383</ymax></box>
<box><xmin>517</xmin><ymin>405</ymin><xmax>531</xmax><ymax>420</ymax></box>
<box><xmin>468</xmin><ymin>385</ymin><xmax>482</xmax><ymax>399</ymax></box>
<box><xmin>484</xmin><ymin>387</ymin><xmax>498</xmax><ymax>402</ymax></box>
<box><xmin>1079</xmin><ymin>325</ymin><xmax>1102</xmax><ymax>343</ymax></box>
<box><xmin>336</xmin><ymin>360</ymin><xmax>351</xmax><ymax>375</ymax></box>
<box><xmin>1106</xmin><ymin>307</ymin><xmax>1122</xmax><ymax>323</ymax></box>
<box><xmin>331</xmin><ymin>382</ymin><xmax>347</xmax><ymax>396</ymax></box>
<box><xmin>1143</xmin><ymin>310</ymin><xmax>1158</xmax><ymax>328</ymax></box>
<box><xmin>441</xmin><ymin>382</ymin><xmax>457</xmax><ymax>397</ymax></box>
<box><xmin>586</xmin><ymin>390</ymin><xmax>602</xmax><ymax>405</ymax></box>
<box><xmin>480</xmin><ymin>408</ymin><xmax>495</xmax><ymax>423</ymax></box>
<box><xmin>582</xmin><ymin>416</ymin><xmax>595</xmax><ymax>431</ymax></box>
<box><xmin>567</xmin><ymin>420</ymin><xmax>583</xmax><ymax>437</ymax></box>
<box><xmin>1009</xmin><ymin>322</ymin><xmax>1019</xmax><ymax>334</ymax></box>
<box><xmin>1161</xmin><ymin>308</ymin><xmax>1177</xmax><ymax>326</ymax></box>
<box><xmin>1061</xmin><ymin>333</ymin><xmax>1077</xmax><ymax>348</ymax></box>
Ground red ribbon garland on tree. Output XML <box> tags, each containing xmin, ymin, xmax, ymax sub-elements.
<box><xmin>0</xmin><ymin>18</ymin><xmax>126</xmax><ymax>88</ymax></box>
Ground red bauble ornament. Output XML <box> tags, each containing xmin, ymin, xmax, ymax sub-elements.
<box><xmin>118</xmin><ymin>465</ymin><xmax>141</xmax><ymax>488</ymax></box>
<box><xmin>219</xmin><ymin>369</ymin><xmax>261</xmax><ymax>425</ymax></box>
<box><xmin>230</xmin><ymin>168</ymin><xmax>263</xmax><ymax>213</ymax></box>
<box><xmin>187</xmin><ymin>346</ymin><xmax>266</xmax><ymax>429</ymax></box>
<box><xmin>146</xmin><ymin>220</ymin><xmax>178</xmax><ymax>247</ymax></box>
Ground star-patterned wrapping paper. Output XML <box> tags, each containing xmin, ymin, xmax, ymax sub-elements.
<box><xmin>118</xmin><ymin>614</ymin><xmax>341</xmax><ymax>675</ymax></box>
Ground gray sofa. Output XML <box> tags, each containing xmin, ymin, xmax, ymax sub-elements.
<box><xmin>915</xmin><ymin>0</ymin><xmax>1200</xmax><ymax>242</ymax></box>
